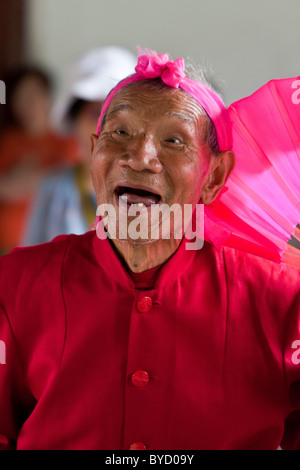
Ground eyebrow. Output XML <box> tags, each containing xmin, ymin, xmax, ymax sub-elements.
<box><xmin>165</xmin><ymin>111</ymin><xmax>194</xmax><ymax>122</ymax></box>
<box><xmin>101</xmin><ymin>104</ymin><xmax>133</xmax><ymax>130</ymax></box>
<box><xmin>106</xmin><ymin>104</ymin><xmax>133</xmax><ymax>117</ymax></box>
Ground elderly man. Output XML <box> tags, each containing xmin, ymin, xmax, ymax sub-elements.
<box><xmin>0</xmin><ymin>51</ymin><xmax>299</xmax><ymax>451</ymax></box>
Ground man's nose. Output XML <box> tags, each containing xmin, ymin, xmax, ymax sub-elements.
<box><xmin>119</xmin><ymin>135</ymin><xmax>163</xmax><ymax>173</ymax></box>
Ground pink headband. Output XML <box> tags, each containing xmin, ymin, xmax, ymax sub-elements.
<box><xmin>96</xmin><ymin>53</ymin><xmax>232</xmax><ymax>151</ymax></box>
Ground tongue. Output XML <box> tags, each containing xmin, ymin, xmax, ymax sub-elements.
<box><xmin>121</xmin><ymin>191</ymin><xmax>159</xmax><ymax>207</ymax></box>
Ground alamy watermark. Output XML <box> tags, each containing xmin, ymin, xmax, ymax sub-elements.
<box><xmin>96</xmin><ymin>198</ymin><xmax>205</xmax><ymax>250</ymax></box>
<box><xmin>0</xmin><ymin>340</ymin><xmax>6</xmax><ymax>364</ymax></box>
<box><xmin>0</xmin><ymin>80</ymin><xmax>5</xmax><ymax>104</ymax></box>
<box><xmin>291</xmin><ymin>79</ymin><xmax>300</xmax><ymax>104</ymax></box>
<box><xmin>291</xmin><ymin>340</ymin><xmax>300</xmax><ymax>365</ymax></box>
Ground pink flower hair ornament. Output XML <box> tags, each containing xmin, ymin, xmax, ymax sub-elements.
<box><xmin>96</xmin><ymin>52</ymin><xmax>232</xmax><ymax>152</ymax></box>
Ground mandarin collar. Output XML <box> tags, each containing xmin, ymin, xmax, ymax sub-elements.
<box><xmin>92</xmin><ymin>228</ymin><xmax>199</xmax><ymax>290</ymax></box>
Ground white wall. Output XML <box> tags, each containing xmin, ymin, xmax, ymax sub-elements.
<box><xmin>26</xmin><ymin>0</ymin><xmax>300</xmax><ymax>105</ymax></box>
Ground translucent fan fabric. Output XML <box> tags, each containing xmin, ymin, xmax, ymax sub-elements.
<box><xmin>204</xmin><ymin>77</ymin><xmax>300</xmax><ymax>267</ymax></box>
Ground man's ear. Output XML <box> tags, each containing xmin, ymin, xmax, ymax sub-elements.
<box><xmin>90</xmin><ymin>134</ymin><xmax>98</xmax><ymax>154</ymax></box>
<box><xmin>201</xmin><ymin>151</ymin><xmax>235</xmax><ymax>205</ymax></box>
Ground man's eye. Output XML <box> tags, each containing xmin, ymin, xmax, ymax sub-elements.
<box><xmin>165</xmin><ymin>137</ymin><xmax>182</xmax><ymax>144</ymax></box>
<box><xmin>114</xmin><ymin>129</ymin><xmax>128</xmax><ymax>136</ymax></box>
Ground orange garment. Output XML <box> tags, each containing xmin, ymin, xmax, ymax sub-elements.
<box><xmin>0</xmin><ymin>128</ymin><xmax>79</xmax><ymax>254</ymax></box>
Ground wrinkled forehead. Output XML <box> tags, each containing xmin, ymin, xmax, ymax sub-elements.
<box><xmin>100</xmin><ymin>80</ymin><xmax>207</xmax><ymax>131</ymax></box>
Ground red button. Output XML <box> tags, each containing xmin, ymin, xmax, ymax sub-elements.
<box><xmin>129</xmin><ymin>442</ymin><xmax>147</xmax><ymax>450</ymax></box>
<box><xmin>136</xmin><ymin>296</ymin><xmax>152</xmax><ymax>313</ymax></box>
<box><xmin>131</xmin><ymin>370</ymin><xmax>150</xmax><ymax>388</ymax></box>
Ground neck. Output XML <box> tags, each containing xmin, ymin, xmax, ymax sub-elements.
<box><xmin>111</xmin><ymin>237</ymin><xmax>181</xmax><ymax>273</ymax></box>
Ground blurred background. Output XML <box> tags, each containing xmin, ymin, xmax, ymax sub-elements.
<box><xmin>25</xmin><ymin>0</ymin><xmax>300</xmax><ymax>104</ymax></box>
<box><xmin>0</xmin><ymin>0</ymin><xmax>299</xmax><ymax>255</ymax></box>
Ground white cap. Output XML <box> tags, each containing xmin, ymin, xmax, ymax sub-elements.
<box><xmin>70</xmin><ymin>46</ymin><xmax>137</xmax><ymax>101</ymax></box>
<box><xmin>52</xmin><ymin>46</ymin><xmax>136</xmax><ymax>130</ymax></box>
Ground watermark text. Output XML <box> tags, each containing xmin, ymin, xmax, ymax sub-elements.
<box><xmin>0</xmin><ymin>340</ymin><xmax>6</xmax><ymax>364</ymax></box>
<box><xmin>96</xmin><ymin>199</ymin><xmax>204</xmax><ymax>250</ymax></box>
<box><xmin>291</xmin><ymin>80</ymin><xmax>300</xmax><ymax>104</ymax></box>
<box><xmin>0</xmin><ymin>80</ymin><xmax>5</xmax><ymax>104</ymax></box>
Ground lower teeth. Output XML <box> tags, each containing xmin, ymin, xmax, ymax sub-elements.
<box><xmin>119</xmin><ymin>195</ymin><xmax>146</xmax><ymax>207</ymax></box>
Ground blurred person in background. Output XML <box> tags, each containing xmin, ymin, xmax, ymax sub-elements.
<box><xmin>0</xmin><ymin>66</ymin><xmax>79</xmax><ymax>255</ymax></box>
<box><xmin>22</xmin><ymin>46</ymin><xmax>136</xmax><ymax>245</ymax></box>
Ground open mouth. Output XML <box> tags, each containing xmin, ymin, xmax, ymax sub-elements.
<box><xmin>115</xmin><ymin>185</ymin><xmax>162</xmax><ymax>208</ymax></box>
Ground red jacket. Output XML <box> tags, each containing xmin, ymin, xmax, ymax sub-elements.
<box><xmin>0</xmin><ymin>230</ymin><xmax>299</xmax><ymax>450</ymax></box>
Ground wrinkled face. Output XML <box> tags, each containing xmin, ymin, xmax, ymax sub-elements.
<box><xmin>91</xmin><ymin>83</ymin><xmax>214</xmax><ymax>240</ymax></box>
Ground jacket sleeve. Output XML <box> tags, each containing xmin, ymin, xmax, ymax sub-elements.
<box><xmin>280</xmin><ymin>291</ymin><xmax>300</xmax><ymax>450</ymax></box>
<box><xmin>0</xmin><ymin>304</ymin><xmax>35</xmax><ymax>450</ymax></box>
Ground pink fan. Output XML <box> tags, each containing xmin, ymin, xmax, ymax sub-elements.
<box><xmin>204</xmin><ymin>76</ymin><xmax>300</xmax><ymax>268</ymax></box>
